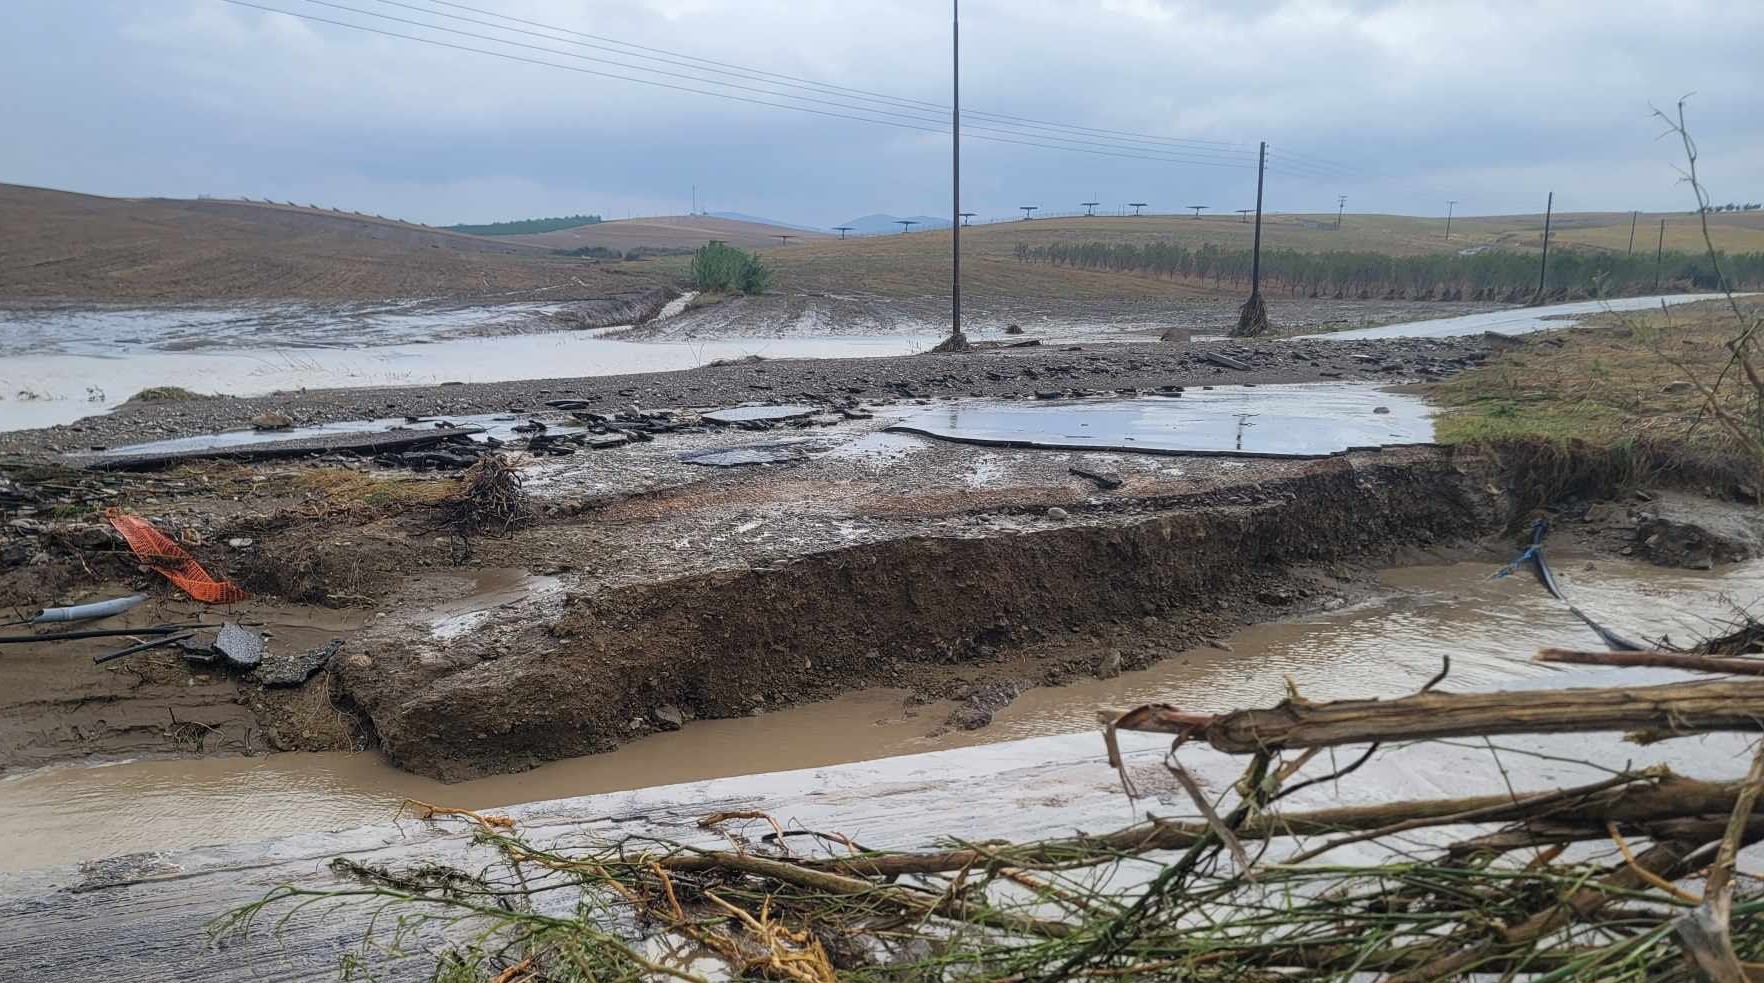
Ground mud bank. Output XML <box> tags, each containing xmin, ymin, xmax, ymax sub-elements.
<box><xmin>337</xmin><ymin>448</ymin><xmax>1502</xmax><ymax>780</ymax></box>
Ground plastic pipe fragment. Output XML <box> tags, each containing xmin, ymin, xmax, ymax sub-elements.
<box><xmin>29</xmin><ymin>594</ymin><xmax>148</xmax><ymax>625</ymax></box>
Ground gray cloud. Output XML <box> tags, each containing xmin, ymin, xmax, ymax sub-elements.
<box><xmin>3</xmin><ymin>0</ymin><xmax>1759</xmax><ymax>228</ymax></box>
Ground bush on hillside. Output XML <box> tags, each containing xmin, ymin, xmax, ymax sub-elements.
<box><xmin>690</xmin><ymin>241</ymin><xmax>773</xmax><ymax>294</ymax></box>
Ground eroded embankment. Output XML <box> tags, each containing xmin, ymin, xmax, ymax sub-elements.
<box><xmin>336</xmin><ymin>450</ymin><xmax>1505</xmax><ymax>780</ymax></box>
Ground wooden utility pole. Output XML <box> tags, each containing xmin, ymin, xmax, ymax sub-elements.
<box><xmin>949</xmin><ymin>0</ymin><xmax>963</xmax><ymax>349</ymax></box>
<box><xmin>1250</xmin><ymin>142</ymin><xmax>1266</xmax><ymax>296</ymax></box>
<box><xmin>1655</xmin><ymin>217</ymin><xmax>1666</xmax><ymax>291</ymax></box>
<box><xmin>1445</xmin><ymin>199</ymin><xmax>1457</xmax><ymax>240</ymax></box>
<box><xmin>1535</xmin><ymin>191</ymin><xmax>1554</xmax><ymax>302</ymax></box>
<box><xmin>1627</xmin><ymin>210</ymin><xmax>1638</xmax><ymax>255</ymax></box>
<box><xmin>1229</xmin><ymin>141</ymin><xmax>1271</xmax><ymax>338</ymax></box>
<box><xmin>1335</xmin><ymin>194</ymin><xmax>1347</xmax><ymax>230</ymax></box>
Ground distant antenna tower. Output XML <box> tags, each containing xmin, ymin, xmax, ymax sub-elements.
<box><xmin>959</xmin><ymin>211</ymin><xmax>976</xmax><ymax>226</ymax></box>
<box><xmin>896</xmin><ymin>219</ymin><xmax>919</xmax><ymax>234</ymax></box>
<box><xmin>1235</xmin><ymin>208</ymin><xmax>1253</xmax><ymax>223</ymax></box>
<box><xmin>1019</xmin><ymin>206</ymin><xmax>1038</xmax><ymax>220</ymax></box>
<box><xmin>1187</xmin><ymin>205</ymin><xmax>1208</xmax><ymax>218</ymax></box>
<box><xmin>1081</xmin><ymin>201</ymin><xmax>1100</xmax><ymax>217</ymax></box>
<box><xmin>834</xmin><ymin>226</ymin><xmax>854</xmax><ymax>239</ymax></box>
<box><xmin>1128</xmin><ymin>202</ymin><xmax>1148</xmax><ymax>216</ymax></box>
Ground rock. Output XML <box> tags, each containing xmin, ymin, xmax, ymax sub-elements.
<box><xmin>1660</xmin><ymin>381</ymin><xmax>1696</xmax><ymax>395</ymax></box>
<box><xmin>653</xmin><ymin>704</ymin><xmax>685</xmax><ymax>730</ymax></box>
<box><xmin>1095</xmin><ymin>649</ymin><xmax>1123</xmax><ymax>680</ymax></box>
<box><xmin>227</xmin><ymin>537</ymin><xmax>254</xmax><ymax>549</ymax></box>
<box><xmin>249</xmin><ymin>411</ymin><xmax>294</xmax><ymax>431</ymax></box>
<box><xmin>946</xmin><ymin>681</ymin><xmax>1021</xmax><ymax>731</ymax></box>
<box><xmin>1203</xmin><ymin>352</ymin><xmax>1250</xmax><ymax>371</ymax></box>
<box><xmin>256</xmin><ymin>639</ymin><xmax>343</xmax><ymax>687</ymax></box>
<box><xmin>1372</xmin><ymin>406</ymin><xmax>1391</xmax><ymax>415</ymax></box>
<box><xmin>1046</xmin><ymin>507</ymin><xmax>1070</xmax><ymax>520</ymax></box>
<box><xmin>1004</xmin><ymin>324</ymin><xmax>1024</xmax><ymax>335</ymax></box>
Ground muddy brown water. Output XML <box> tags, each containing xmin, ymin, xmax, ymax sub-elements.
<box><xmin>3</xmin><ymin>554</ymin><xmax>1760</xmax><ymax>872</ymax></box>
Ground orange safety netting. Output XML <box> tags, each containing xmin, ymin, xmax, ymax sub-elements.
<box><xmin>106</xmin><ymin>509</ymin><xmax>249</xmax><ymax>605</ymax></box>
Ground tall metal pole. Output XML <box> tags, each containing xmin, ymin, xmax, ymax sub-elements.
<box><xmin>1250</xmin><ymin>141</ymin><xmax>1266</xmax><ymax>297</ymax></box>
<box><xmin>1655</xmin><ymin>217</ymin><xmax>1666</xmax><ymax>292</ymax></box>
<box><xmin>1445</xmin><ymin>199</ymin><xmax>1456</xmax><ymax>240</ymax></box>
<box><xmin>1627</xmin><ymin>210</ymin><xmax>1638</xmax><ymax>255</ymax></box>
<box><xmin>949</xmin><ymin>0</ymin><xmax>963</xmax><ymax>348</ymax></box>
<box><xmin>1536</xmin><ymin>191</ymin><xmax>1553</xmax><ymax>300</ymax></box>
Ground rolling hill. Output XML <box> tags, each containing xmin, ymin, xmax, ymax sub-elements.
<box><xmin>0</xmin><ymin>184</ymin><xmax>652</xmax><ymax>302</ymax></box>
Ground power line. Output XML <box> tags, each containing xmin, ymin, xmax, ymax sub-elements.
<box><xmin>306</xmin><ymin>0</ymin><xmax>1270</xmax><ymax>164</ymax></box>
<box><xmin>398</xmin><ymin>0</ymin><xmax>1263</xmax><ymax>157</ymax></box>
<box><xmin>217</xmin><ymin>0</ymin><xmax>1268</xmax><ymax>170</ymax></box>
<box><xmin>307</xmin><ymin>0</ymin><xmax>1264</xmax><ymax>166</ymax></box>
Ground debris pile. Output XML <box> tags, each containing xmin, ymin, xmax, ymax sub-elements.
<box><xmin>222</xmin><ymin>649</ymin><xmax>1764</xmax><ymax>982</ymax></box>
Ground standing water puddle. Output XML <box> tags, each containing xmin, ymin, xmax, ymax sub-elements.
<box><xmin>890</xmin><ymin>384</ymin><xmax>1432</xmax><ymax>458</ymax></box>
<box><xmin>2</xmin><ymin>554</ymin><xmax>1758</xmax><ymax>872</ymax></box>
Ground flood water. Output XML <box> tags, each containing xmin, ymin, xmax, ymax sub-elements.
<box><xmin>890</xmin><ymin>384</ymin><xmax>1432</xmax><ymax>458</ymax></box>
<box><xmin>1308</xmin><ymin>293</ymin><xmax>1730</xmax><ymax>340</ymax></box>
<box><xmin>3</xmin><ymin>553</ymin><xmax>1759</xmax><ymax>873</ymax></box>
<box><xmin>0</xmin><ymin>332</ymin><xmax>937</xmax><ymax>432</ymax></box>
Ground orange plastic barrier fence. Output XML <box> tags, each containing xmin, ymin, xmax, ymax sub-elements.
<box><xmin>106</xmin><ymin>509</ymin><xmax>249</xmax><ymax>605</ymax></box>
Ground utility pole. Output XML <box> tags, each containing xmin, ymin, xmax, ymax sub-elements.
<box><xmin>1235</xmin><ymin>209</ymin><xmax>1252</xmax><ymax>223</ymax></box>
<box><xmin>1654</xmin><ymin>217</ymin><xmax>1666</xmax><ymax>292</ymax></box>
<box><xmin>949</xmin><ymin>0</ymin><xmax>964</xmax><ymax>350</ymax></box>
<box><xmin>1535</xmin><ymin>191</ymin><xmax>1554</xmax><ymax>302</ymax></box>
<box><xmin>1231</xmin><ymin>141</ymin><xmax>1270</xmax><ymax>338</ymax></box>
<box><xmin>1445</xmin><ymin>199</ymin><xmax>1457</xmax><ymax>240</ymax></box>
<box><xmin>1628</xmin><ymin>210</ymin><xmax>1638</xmax><ymax>255</ymax></box>
<box><xmin>896</xmin><ymin>219</ymin><xmax>919</xmax><ymax>234</ymax></box>
<box><xmin>1336</xmin><ymin>194</ymin><xmax>1347</xmax><ymax>230</ymax></box>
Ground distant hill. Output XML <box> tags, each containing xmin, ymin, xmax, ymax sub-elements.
<box><xmin>445</xmin><ymin>214</ymin><xmax>603</xmax><ymax>236</ymax></box>
<box><xmin>506</xmin><ymin>214</ymin><xmax>829</xmax><ymax>252</ymax></box>
<box><xmin>840</xmin><ymin>214</ymin><xmax>953</xmax><ymax>235</ymax></box>
<box><xmin>707</xmin><ymin>211</ymin><xmax>821</xmax><ymax>233</ymax></box>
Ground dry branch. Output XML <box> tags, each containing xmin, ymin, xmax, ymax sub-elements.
<box><xmin>1538</xmin><ymin>647</ymin><xmax>1764</xmax><ymax>676</ymax></box>
<box><xmin>1110</xmin><ymin>678</ymin><xmax>1764</xmax><ymax>751</ymax></box>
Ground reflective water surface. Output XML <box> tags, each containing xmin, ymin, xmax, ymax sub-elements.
<box><xmin>890</xmin><ymin>384</ymin><xmax>1433</xmax><ymax>458</ymax></box>
<box><xmin>3</xmin><ymin>554</ymin><xmax>1758</xmax><ymax>872</ymax></box>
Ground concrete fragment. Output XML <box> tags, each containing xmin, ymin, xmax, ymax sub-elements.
<box><xmin>214</xmin><ymin>622</ymin><xmax>265</xmax><ymax>669</ymax></box>
<box><xmin>256</xmin><ymin>639</ymin><xmax>343</xmax><ymax>687</ymax></box>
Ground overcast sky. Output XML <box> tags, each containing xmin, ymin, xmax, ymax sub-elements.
<box><xmin>4</xmin><ymin>1</ymin><xmax>1760</xmax><ymax>228</ymax></box>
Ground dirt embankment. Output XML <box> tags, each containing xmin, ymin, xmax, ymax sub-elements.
<box><xmin>335</xmin><ymin>449</ymin><xmax>1503</xmax><ymax>780</ymax></box>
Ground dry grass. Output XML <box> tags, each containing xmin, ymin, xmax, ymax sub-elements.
<box><xmin>1431</xmin><ymin>298</ymin><xmax>1764</xmax><ymax>501</ymax></box>
<box><xmin>291</xmin><ymin>468</ymin><xmax>456</xmax><ymax>512</ymax></box>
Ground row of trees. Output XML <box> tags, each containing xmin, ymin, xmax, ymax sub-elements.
<box><xmin>1015</xmin><ymin>241</ymin><xmax>1764</xmax><ymax>300</ymax></box>
<box><xmin>445</xmin><ymin>214</ymin><xmax>603</xmax><ymax>236</ymax></box>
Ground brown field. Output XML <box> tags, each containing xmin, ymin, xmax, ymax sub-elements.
<box><xmin>509</xmin><ymin>214</ymin><xmax>828</xmax><ymax>252</ymax></box>
<box><xmin>0</xmin><ymin>183</ymin><xmax>660</xmax><ymax>302</ymax></box>
<box><xmin>7</xmin><ymin>182</ymin><xmax>1761</xmax><ymax>306</ymax></box>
